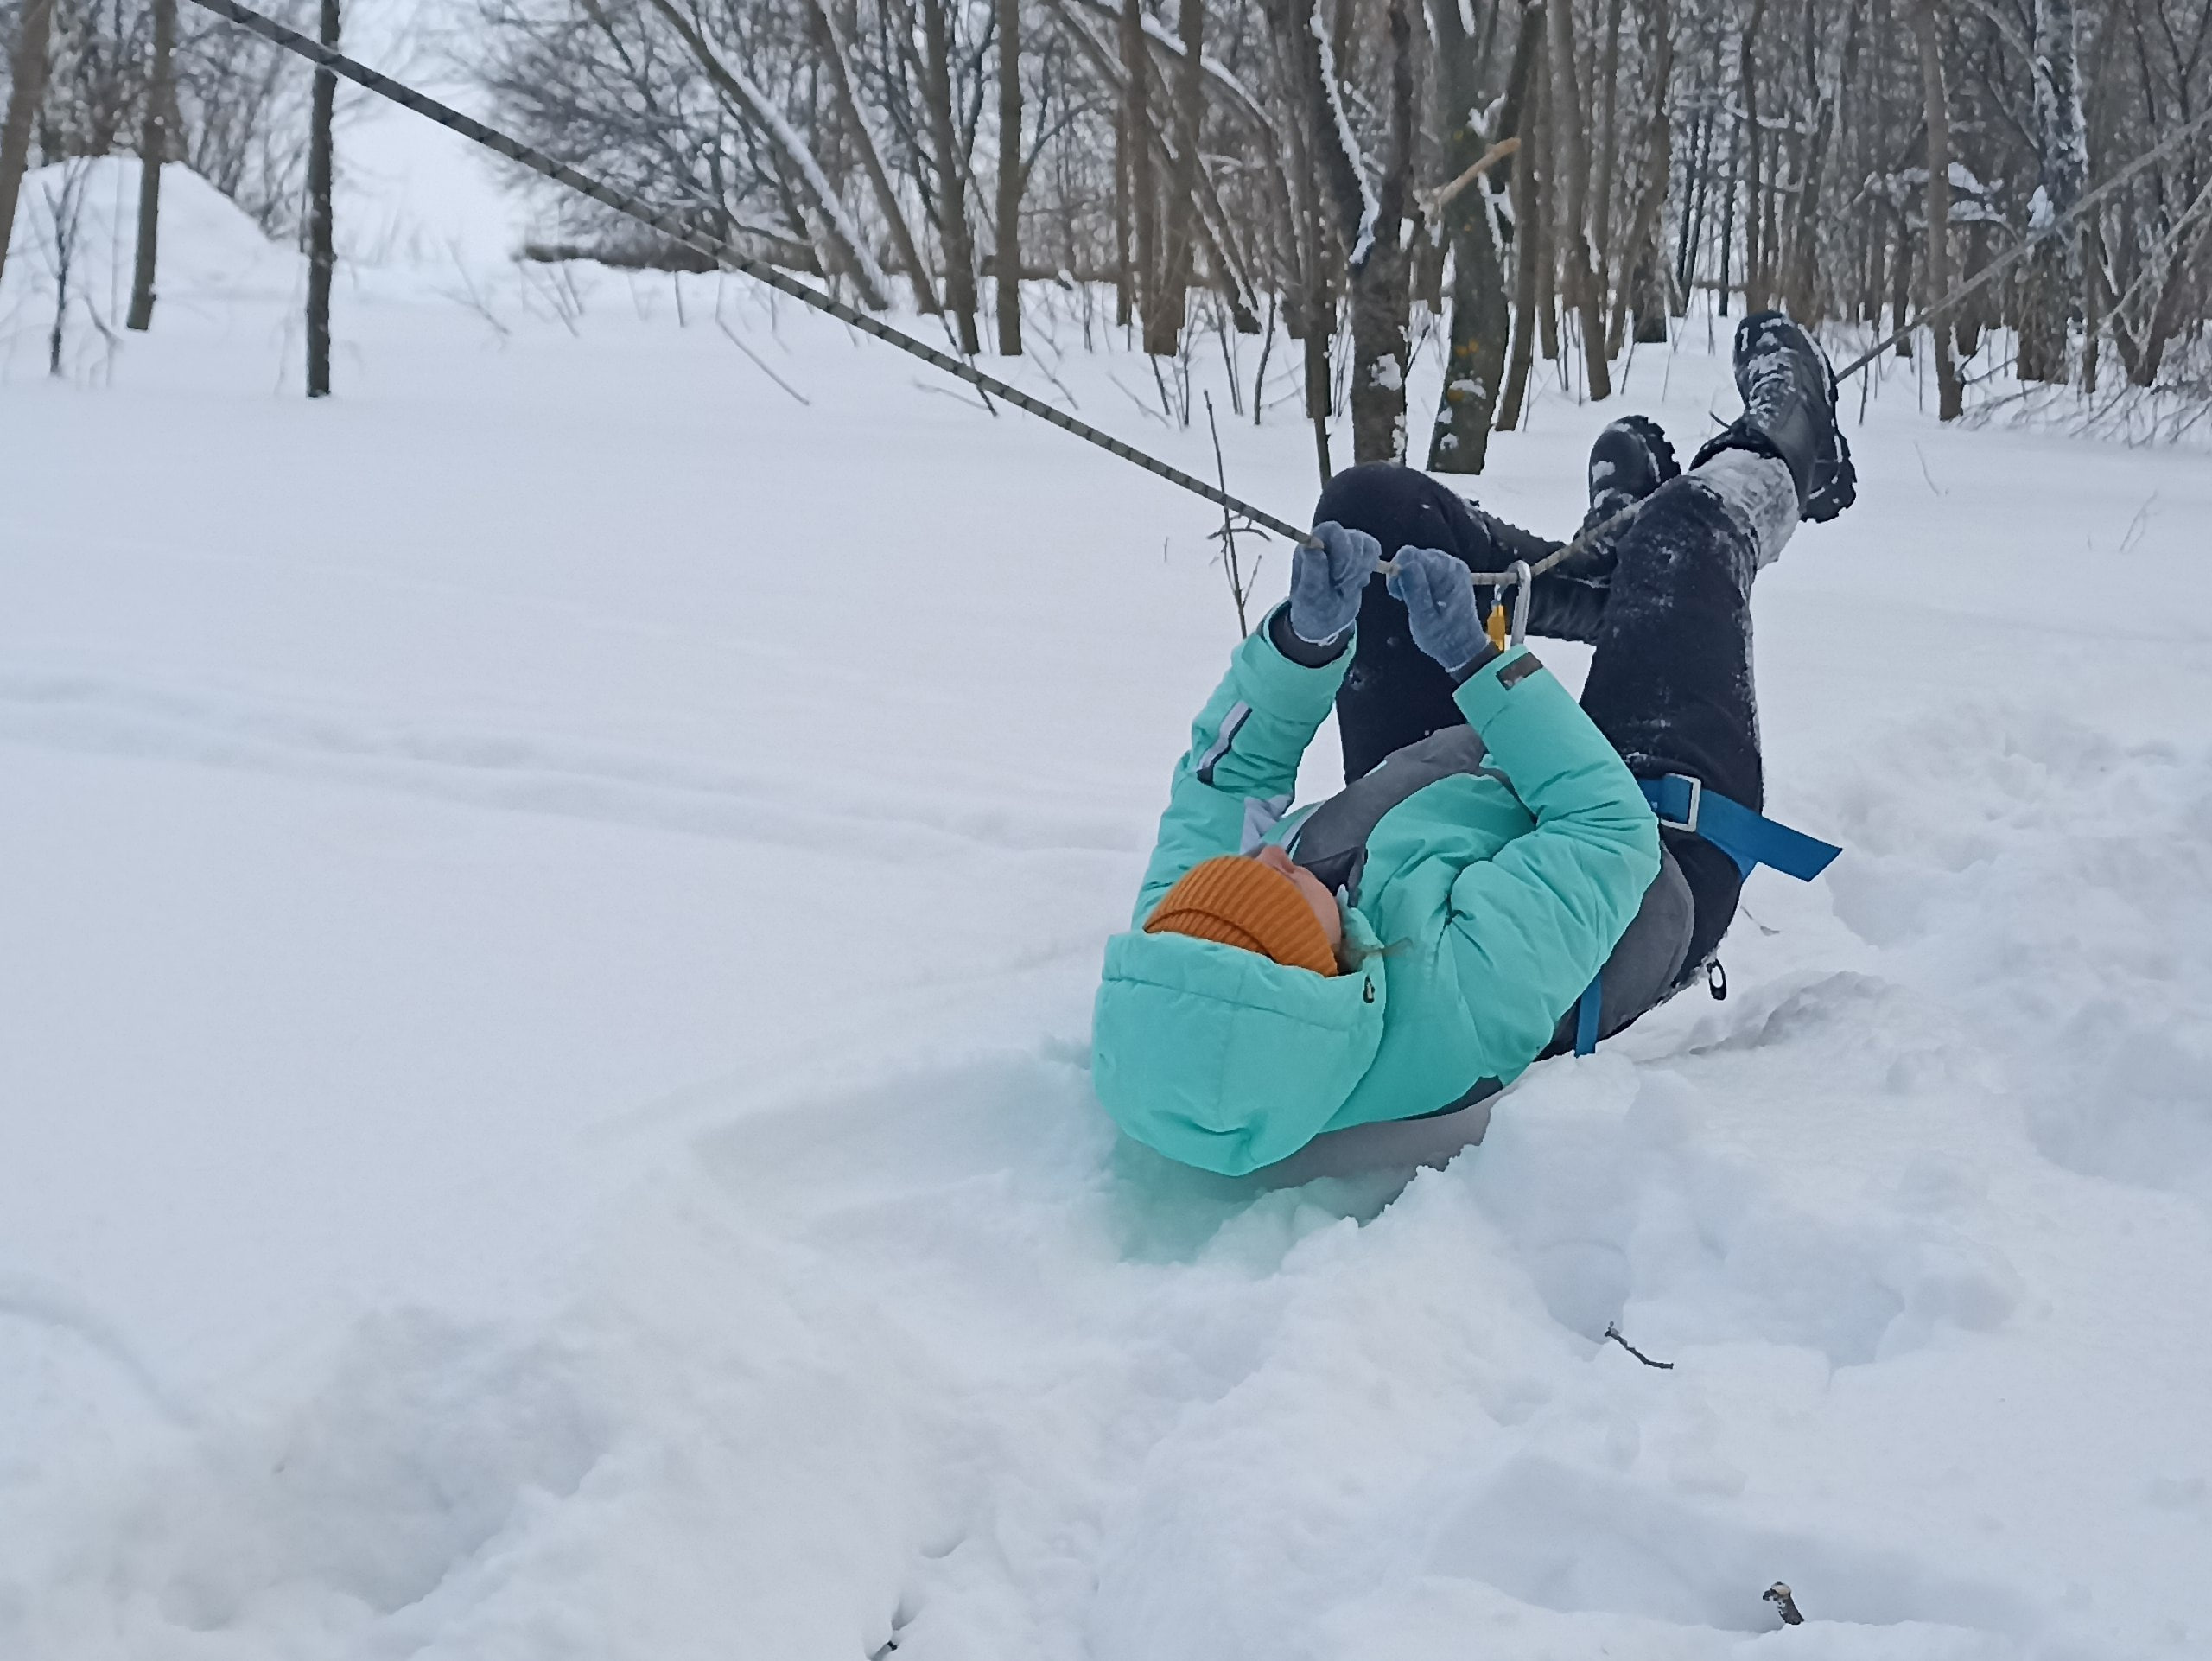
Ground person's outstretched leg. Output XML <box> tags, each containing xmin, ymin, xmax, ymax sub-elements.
<box><xmin>1580</xmin><ymin>311</ymin><xmax>1853</xmax><ymax>972</ymax></box>
<box><xmin>1575</xmin><ymin>455</ymin><xmax>1790</xmax><ymax>969</ymax></box>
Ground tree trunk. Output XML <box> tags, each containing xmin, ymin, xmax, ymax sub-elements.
<box><xmin>649</xmin><ymin>0</ymin><xmax>891</xmax><ymax>307</ymax></box>
<box><xmin>2079</xmin><ymin>221</ymin><xmax>2098</xmax><ymax>392</ymax></box>
<box><xmin>1630</xmin><ymin>249</ymin><xmax>1669</xmax><ymax>340</ymax></box>
<box><xmin>1119</xmin><ymin>0</ymin><xmax>1161</xmax><ymax>350</ymax></box>
<box><xmin>1862</xmin><ymin>190</ymin><xmax>1881</xmax><ymax>324</ymax></box>
<box><xmin>1913</xmin><ymin>0</ymin><xmax>1961</xmax><ymax>419</ymax></box>
<box><xmin>46</xmin><ymin>162</ymin><xmax>85</xmax><ymax>376</ymax></box>
<box><xmin>1147</xmin><ymin>0</ymin><xmax>1204</xmax><ymax>354</ymax></box>
<box><xmin>306</xmin><ymin>0</ymin><xmax>338</xmax><ymax>399</ymax></box>
<box><xmin>1718</xmin><ymin>104</ymin><xmax>1737</xmax><ymax>314</ymax></box>
<box><xmin>1286</xmin><ymin>45</ymin><xmax>1333</xmax><ymax>479</ymax></box>
<box><xmin>2018</xmin><ymin>0</ymin><xmax>2086</xmax><ymax>382</ymax></box>
<box><xmin>1891</xmin><ymin>200</ymin><xmax>1913</xmax><ymax>355</ymax></box>
<box><xmin>127</xmin><ymin>0</ymin><xmax>175</xmax><ymax>332</ymax></box>
<box><xmin>1738</xmin><ymin>0</ymin><xmax>1765</xmax><ymax>313</ymax></box>
<box><xmin>0</xmin><ymin>0</ymin><xmax>59</xmax><ymax>290</ymax></box>
<box><xmin>1546</xmin><ymin>0</ymin><xmax>1610</xmax><ymax>398</ymax></box>
<box><xmin>918</xmin><ymin>0</ymin><xmax>982</xmax><ymax>352</ymax></box>
<box><xmin>995</xmin><ymin>0</ymin><xmax>1023</xmax><ymax>351</ymax></box>
<box><xmin>1344</xmin><ymin>0</ymin><xmax>1414</xmax><ymax>461</ymax></box>
<box><xmin>1113</xmin><ymin>103</ymin><xmax>1133</xmax><ymax>325</ymax></box>
<box><xmin>804</xmin><ymin>0</ymin><xmax>939</xmax><ymax>312</ymax></box>
<box><xmin>1605</xmin><ymin>0</ymin><xmax>1673</xmax><ymax>356</ymax></box>
<box><xmin>1675</xmin><ymin>79</ymin><xmax>1714</xmax><ymax>306</ymax></box>
<box><xmin>1298</xmin><ymin>0</ymin><xmax>1414</xmax><ymax>462</ymax></box>
<box><xmin>1588</xmin><ymin>0</ymin><xmax>1624</xmax><ymax>330</ymax></box>
<box><xmin>1431</xmin><ymin>2</ymin><xmax>1539</xmax><ymax>471</ymax></box>
<box><xmin>1536</xmin><ymin>118</ymin><xmax>1560</xmax><ymax>360</ymax></box>
<box><xmin>1783</xmin><ymin>0</ymin><xmax>1852</xmax><ymax>327</ymax></box>
<box><xmin>1497</xmin><ymin>9</ymin><xmax>1544</xmax><ymax>432</ymax></box>
<box><xmin>1303</xmin><ymin>264</ymin><xmax>1333</xmax><ymax>483</ymax></box>
<box><xmin>1956</xmin><ymin>215</ymin><xmax>1986</xmax><ymax>358</ymax></box>
<box><xmin>2126</xmin><ymin>202</ymin><xmax>2212</xmax><ymax>387</ymax></box>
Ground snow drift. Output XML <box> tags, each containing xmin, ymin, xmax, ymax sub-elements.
<box><xmin>5</xmin><ymin>144</ymin><xmax>2212</xmax><ymax>1660</ymax></box>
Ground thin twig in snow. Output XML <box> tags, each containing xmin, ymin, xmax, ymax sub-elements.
<box><xmin>717</xmin><ymin>316</ymin><xmax>812</xmax><ymax>404</ymax></box>
<box><xmin>1205</xmin><ymin>391</ymin><xmax>1268</xmax><ymax>637</ymax></box>
<box><xmin>2118</xmin><ymin>493</ymin><xmax>2158</xmax><ymax>557</ymax></box>
<box><xmin>1603</xmin><ymin>1322</ymin><xmax>1675</xmax><ymax>1370</ymax></box>
<box><xmin>1107</xmin><ymin>370</ymin><xmax>1173</xmax><ymax>426</ymax></box>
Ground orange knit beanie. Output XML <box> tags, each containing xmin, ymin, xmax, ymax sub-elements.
<box><xmin>1142</xmin><ymin>856</ymin><xmax>1338</xmax><ymax>977</ymax></box>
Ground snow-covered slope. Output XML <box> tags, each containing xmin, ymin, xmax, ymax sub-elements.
<box><xmin>4</xmin><ymin>175</ymin><xmax>2211</xmax><ymax>1660</ymax></box>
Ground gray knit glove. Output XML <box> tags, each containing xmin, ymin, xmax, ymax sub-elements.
<box><xmin>1288</xmin><ymin>521</ymin><xmax>1378</xmax><ymax>645</ymax></box>
<box><xmin>1387</xmin><ymin>544</ymin><xmax>1486</xmax><ymax>674</ymax></box>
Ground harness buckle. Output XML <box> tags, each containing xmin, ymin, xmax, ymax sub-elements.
<box><xmin>1655</xmin><ymin>773</ymin><xmax>1702</xmax><ymax>834</ymax></box>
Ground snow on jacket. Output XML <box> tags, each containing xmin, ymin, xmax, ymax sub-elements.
<box><xmin>1091</xmin><ymin>614</ymin><xmax>1661</xmax><ymax>1175</ymax></box>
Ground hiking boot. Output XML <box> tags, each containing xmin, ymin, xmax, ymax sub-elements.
<box><xmin>1529</xmin><ymin>416</ymin><xmax>1679</xmax><ymax>588</ymax></box>
<box><xmin>1693</xmin><ymin>311</ymin><xmax>1857</xmax><ymax>522</ymax></box>
<box><xmin>1583</xmin><ymin>414</ymin><xmax>1679</xmax><ymax>532</ymax></box>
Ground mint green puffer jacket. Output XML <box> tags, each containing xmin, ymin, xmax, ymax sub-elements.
<box><xmin>1091</xmin><ymin>619</ymin><xmax>1660</xmax><ymax>1175</ymax></box>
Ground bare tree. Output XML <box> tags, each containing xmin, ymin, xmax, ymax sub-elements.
<box><xmin>1295</xmin><ymin>0</ymin><xmax>1416</xmax><ymax>462</ymax></box>
<box><xmin>1914</xmin><ymin>0</ymin><xmax>1961</xmax><ymax>418</ymax></box>
<box><xmin>995</xmin><ymin>0</ymin><xmax>1022</xmax><ymax>350</ymax></box>
<box><xmin>1429</xmin><ymin>1</ymin><xmax>1535</xmax><ymax>471</ymax></box>
<box><xmin>1737</xmin><ymin>0</ymin><xmax>1766</xmax><ymax>313</ymax></box>
<box><xmin>392</xmin><ymin>0</ymin><xmax>2210</xmax><ymax>424</ymax></box>
<box><xmin>1547</xmin><ymin>0</ymin><xmax>1611</xmax><ymax>398</ymax></box>
<box><xmin>0</xmin><ymin>0</ymin><xmax>60</xmax><ymax>287</ymax></box>
<box><xmin>306</xmin><ymin>0</ymin><xmax>336</xmax><ymax>398</ymax></box>
<box><xmin>41</xmin><ymin>156</ymin><xmax>92</xmax><ymax>373</ymax></box>
<box><xmin>803</xmin><ymin>0</ymin><xmax>939</xmax><ymax>310</ymax></box>
<box><xmin>912</xmin><ymin>0</ymin><xmax>982</xmax><ymax>348</ymax></box>
<box><xmin>1497</xmin><ymin>3</ymin><xmax>1544</xmax><ymax>431</ymax></box>
<box><xmin>645</xmin><ymin>0</ymin><xmax>892</xmax><ymax>308</ymax></box>
<box><xmin>1117</xmin><ymin>0</ymin><xmax>1161</xmax><ymax>347</ymax></box>
<box><xmin>127</xmin><ymin>0</ymin><xmax>175</xmax><ymax>330</ymax></box>
<box><xmin>1148</xmin><ymin>0</ymin><xmax>1201</xmax><ymax>354</ymax></box>
<box><xmin>1605</xmin><ymin>0</ymin><xmax>1674</xmax><ymax>353</ymax></box>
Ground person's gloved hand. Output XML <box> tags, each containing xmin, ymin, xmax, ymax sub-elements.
<box><xmin>1387</xmin><ymin>544</ymin><xmax>1487</xmax><ymax>674</ymax></box>
<box><xmin>1288</xmin><ymin>520</ymin><xmax>1379</xmax><ymax>644</ymax></box>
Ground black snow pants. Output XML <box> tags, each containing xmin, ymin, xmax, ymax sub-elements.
<box><xmin>1312</xmin><ymin>461</ymin><xmax>1762</xmax><ymax>1002</ymax></box>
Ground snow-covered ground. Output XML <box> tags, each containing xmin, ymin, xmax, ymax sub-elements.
<box><xmin>5</xmin><ymin>146</ymin><xmax>2212</xmax><ymax>1661</ymax></box>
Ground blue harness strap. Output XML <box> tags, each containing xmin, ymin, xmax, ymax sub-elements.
<box><xmin>1638</xmin><ymin>774</ymin><xmax>1841</xmax><ymax>882</ymax></box>
<box><xmin>1573</xmin><ymin>976</ymin><xmax>1605</xmax><ymax>1056</ymax></box>
<box><xmin>1573</xmin><ymin>776</ymin><xmax>1840</xmax><ymax>1060</ymax></box>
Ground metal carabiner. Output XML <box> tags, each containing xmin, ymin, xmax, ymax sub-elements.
<box><xmin>1507</xmin><ymin>559</ymin><xmax>1533</xmax><ymax>647</ymax></box>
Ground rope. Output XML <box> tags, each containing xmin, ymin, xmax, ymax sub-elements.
<box><xmin>1530</xmin><ymin>104</ymin><xmax>2212</xmax><ymax>582</ymax></box>
<box><xmin>183</xmin><ymin>0</ymin><xmax>1316</xmax><ymax>546</ymax></box>
<box><xmin>184</xmin><ymin>0</ymin><xmax>2212</xmax><ymax>592</ymax></box>
<box><xmin>1833</xmin><ymin>101</ymin><xmax>2212</xmax><ymax>382</ymax></box>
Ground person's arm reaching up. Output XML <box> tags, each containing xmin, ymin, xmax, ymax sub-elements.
<box><xmin>1388</xmin><ymin>544</ymin><xmax>1659</xmax><ymax>1069</ymax></box>
<box><xmin>1129</xmin><ymin>524</ymin><xmax>1375</xmax><ymax>923</ymax></box>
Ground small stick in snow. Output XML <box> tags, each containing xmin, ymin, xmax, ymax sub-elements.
<box><xmin>716</xmin><ymin>316</ymin><xmax>811</xmax><ymax>404</ymax></box>
<box><xmin>2118</xmin><ymin>491</ymin><xmax>2158</xmax><ymax>557</ymax></box>
<box><xmin>1764</xmin><ymin>1581</ymin><xmax>1806</xmax><ymax>1626</ymax></box>
<box><xmin>1603</xmin><ymin>1321</ymin><xmax>1675</xmax><ymax>1370</ymax></box>
<box><xmin>1205</xmin><ymin>391</ymin><xmax>1267</xmax><ymax>638</ymax></box>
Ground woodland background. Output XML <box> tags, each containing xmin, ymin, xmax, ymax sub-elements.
<box><xmin>2</xmin><ymin>0</ymin><xmax>2206</xmax><ymax>467</ymax></box>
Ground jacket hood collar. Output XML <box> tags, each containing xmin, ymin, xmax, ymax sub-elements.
<box><xmin>1090</xmin><ymin>907</ymin><xmax>1388</xmax><ymax>1175</ymax></box>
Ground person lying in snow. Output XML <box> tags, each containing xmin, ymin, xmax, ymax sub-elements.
<box><xmin>1092</xmin><ymin>312</ymin><xmax>1858</xmax><ymax>1176</ymax></box>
